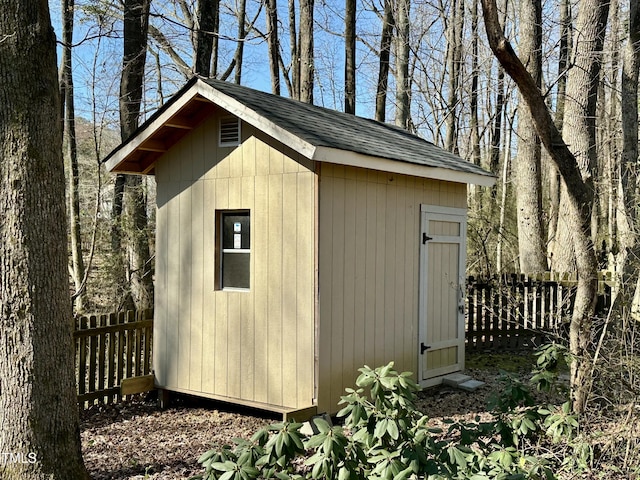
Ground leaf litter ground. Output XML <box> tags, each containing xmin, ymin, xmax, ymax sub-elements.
<box><xmin>79</xmin><ymin>354</ymin><xmax>561</xmax><ymax>479</ymax></box>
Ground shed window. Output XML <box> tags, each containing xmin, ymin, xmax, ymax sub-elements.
<box><xmin>219</xmin><ymin>116</ymin><xmax>241</xmax><ymax>146</ymax></box>
<box><xmin>217</xmin><ymin>211</ymin><xmax>250</xmax><ymax>289</ymax></box>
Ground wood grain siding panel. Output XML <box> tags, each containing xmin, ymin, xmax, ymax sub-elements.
<box><xmin>153</xmin><ymin>111</ymin><xmax>316</xmax><ymax>412</ymax></box>
<box><xmin>363</xmin><ymin>178</ymin><xmax>376</xmax><ymax>371</ymax></box>
<box><xmin>374</xmin><ymin>182</ymin><xmax>386</xmax><ymax>368</ymax></box>
<box><xmin>253</xmin><ymin>174</ymin><xmax>269</xmax><ymax>404</ymax></box>
<box><xmin>191</xmin><ymin>119</ymin><xmax>206</xmax><ymax>180</ymax></box>
<box><xmin>353</xmin><ymin>179</ymin><xmax>368</xmax><ymax>374</ymax></box>
<box><xmin>282</xmin><ymin>173</ymin><xmax>298</xmax><ymax>408</ymax></box>
<box><xmin>154</xmin><ymin>179</ymin><xmax>168</xmax><ymax>387</ymax></box>
<box><xmin>240</xmin><ymin>176</ymin><xmax>256</xmax><ymax>401</ymax></box>
<box><xmin>214</xmin><ymin>178</ymin><xmax>230</xmax><ymax>396</ymax></box>
<box><xmin>267</xmin><ymin>174</ymin><xmax>283</xmax><ymax>406</ymax></box>
<box><xmin>317</xmin><ymin>168</ymin><xmax>333</xmax><ymax>412</ymax></box>
<box><xmin>403</xmin><ymin>182</ymin><xmax>418</xmax><ymax>372</ymax></box>
<box><xmin>189</xmin><ymin>180</ymin><xmax>204</xmax><ymax>391</ymax></box>
<box><xmin>201</xmin><ymin>179</ymin><xmax>217</xmax><ymax>393</ymax></box>
<box><xmin>203</xmin><ymin>116</ymin><xmax>219</xmax><ymax>180</ymax></box>
<box><xmin>342</xmin><ymin>178</ymin><xmax>356</xmax><ymax>392</ymax></box>
<box><xmin>178</xmin><ymin>182</ymin><xmax>192</xmax><ymax>390</ymax></box>
<box><xmin>317</xmin><ymin>167</ymin><xmax>467</xmax><ymax>413</ymax></box>
<box><xmin>296</xmin><ymin>172</ymin><xmax>315</xmax><ymax>408</ymax></box>
<box><xmin>330</xmin><ymin>176</ymin><xmax>346</xmax><ymax>404</ymax></box>
<box><xmin>166</xmin><ymin>179</ymin><xmax>181</xmax><ymax>388</ymax></box>
<box><xmin>384</xmin><ymin>181</ymin><xmax>397</xmax><ymax>363</ymax></box>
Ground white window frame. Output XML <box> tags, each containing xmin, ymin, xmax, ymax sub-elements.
<box><xmin>216</xmin><ymin>210</ymin><xmax>251</xmax><ymax>291</ymax></box>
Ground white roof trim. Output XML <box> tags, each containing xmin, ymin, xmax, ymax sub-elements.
<box><xmin>104</xmin><ymin>81</ymin><xmax>204</xmax><ymax>173</ymax></box>
<box><xmin>193</xmin><ymin>81</ymin><xmax>318</xmax><ymax>159</ymax></box>
<box><xmin>312</xmin><ymin>146</ymin><xmax>496</xmax><ymax>186</ymax></box>
<box><xmin>106</xmin><ymin>79</ymin><xmax>495</xmax><ymax>186</ymax></box>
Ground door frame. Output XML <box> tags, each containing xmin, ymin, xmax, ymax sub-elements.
<box><xmin>418</xmin><ymin>205</ymin><xmax>467</xmax><ymax>387</ymax></box>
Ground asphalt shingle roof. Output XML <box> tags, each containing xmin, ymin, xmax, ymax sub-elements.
<box><xmin>204</xmin><ymin>78</ymin><xmax>492</xmax><ymax>179</ymax></box>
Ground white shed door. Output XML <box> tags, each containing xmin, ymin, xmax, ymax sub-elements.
<box><xmin>418</xmin><ymin>205</ymin><xmax>466</xmax><ymax>384</ymax></box>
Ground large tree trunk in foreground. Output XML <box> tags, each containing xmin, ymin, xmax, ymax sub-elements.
<box><xmin>481</xmin><ymin>0</ymin><xmax>602</xmax><ymax>414</ymax></box>
<box><xmin>0</xmin><ymin>1</ymin><xmax>89</xmax><ymax>478</ymax></box>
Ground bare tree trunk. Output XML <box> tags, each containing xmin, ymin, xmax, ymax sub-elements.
<box><xmin>444</xmin><ymin>0</ymin><xmax>464</xmax><ymax>152</ymax></box>
<box><xmin>395</xmin><ymin>0</ymin><xmax>410</xmax><ymax>129</ymax></box>
<box><xmin>0</xmin><ymin>1</ymin><xmax>89</xmax><ymax>477</ymax></box>
<box><xmin>267</xmin><ymin>0</ymin><xmax>280</xmax><ymax>94</ymax></box>
<box><xmin>375</xmin><ymin>0</ymin><xmax>394</xmax><ymax>122</ymax></box>
<box><xmin>299</xmin><ymin>0</ymin><xmax>314</xmax><ymax>103</ymax></box>
<box><xmin>234</xmin><ymin>0</ymin><xmax>247</xmax><ymax>84</ymax></box>
<box><xmin>60</xmin><ymin>0</ymin><xmax>87</xmax><ymax>312</ymax></box>
<box><xmin>515</xmin><ymin>0</ymin><xmax>547</xmax><ymax>273</ymax></box>
<box><xmin>481</xmin><ymin>0</ymin><xmax>604</xmax><ymax>414</ymax></box>
<box><xmin>289</xmin><ymin>0</ymin><xmax>300</xmax><ymax>99</ymax></box>
<box><xmin>551</xmin><ymin>0</ymin><xmax>609</xmax><ymax>275</ymax></box>
<box><xmin>469</xmin><ymin>0</ymin><xmax>482</xmax><ymax>207</ymax></box>
<box><xmin>612</xmin><ymin>0</ymin><xmax>640</xmax><ymax>320</ymax></box>
<box><xmin>345</xmin><ymin>0</ymin><xmax>356</xmax><ymax>113</ymax></box>
<box><xmin>194</xmin><ymin>0</ymin><xmax>220</xmax><ymax>77</ymax></box>
<box><xmin>488</xmin><ymin>0</ymin><xmax>507</xmax><ymax>199</ymax></box>
<box><xmin>496</xmin><ymin>117</ymin><xmax>513</xmax><ymax>272</ymax></box>
<box><xmin>116</xmin><ymin>0</ymin><xmax>153</xmax><ymax>310</ymax></box>
<box><xmin>604</xmin><ymin>0</ymin><xmax>620</xmax><ymax>260</ymax></box>
<box><xmin>548</xmin><ymin>0</ymin><xmax>571</xmax><ymax>263</ymax></box>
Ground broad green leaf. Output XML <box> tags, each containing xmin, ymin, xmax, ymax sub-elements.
<box><xmin>198</xmin><ymin>450</ymin><xmax>216</xmax><ymax>464</ymax></box>
<box><xmin>219</xmin><ymin>471</ymin><xmax>236</xmax><ymax>480</ymax></box>
<box><xmin>387</xmin><ymin>420</ymin><xmax>399</xmax><ymax>440</ymax></box>
<box><xmin>313</xmin><ymin>418</ymin><xmax>331</xmax><ymax>434</ymax></box>
<box><xmin>305</xmin><ymin>433</ymin><xmax>327</xmax><ymax>449</ymax></box>
<box><xmin>212</xmin><ymin>461</ymin><xmax>236</xmax><ymax>472</ymax></box>
<box><xmin>375</xmin><ymin>418</ymin><xmax>389</xmax><ymax>439</ymax></box>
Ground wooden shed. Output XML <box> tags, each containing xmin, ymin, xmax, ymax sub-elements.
<box><xmin>105</xmin><ymin>77</ymin><xmax>495</xmax><ymax>419</ymax></box>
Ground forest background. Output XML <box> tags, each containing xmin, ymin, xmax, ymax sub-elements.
<box><xmin>0</xmin><ymin>1</ymin><xmax>635</xmax><ymax>477</ymax></box>
<box><xmin>51</xmin><ymin>0</ymin><xmax>636</xmax><ymax>314</ymax></box>
<box><xmin>50</xmin><ymin>0</ymin><xmax>638</xmax><ymax>415</ymax></box>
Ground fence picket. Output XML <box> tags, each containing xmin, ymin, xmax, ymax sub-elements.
<box><xmin>465</xmin><ymin>274</ymin><xmax>612</xmax><ymax>350</ymax></box>
<box><xmin>74</xmin><ymin>309</ymin><xmax>153</xmax><ymax>408</ymax></box>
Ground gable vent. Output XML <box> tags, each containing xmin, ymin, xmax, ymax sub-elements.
<box><xmin>219</xmin><ymin>116</ymin><xmax>241</xmax><ymax>146</ymax></box>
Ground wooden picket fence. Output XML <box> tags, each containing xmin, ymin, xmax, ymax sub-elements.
<box><xmin>465</xmin><ymin>273</ymin><xmax>613</xmax><ymax>351</ymax></box>
<box><xmin>74</xmin><ymin>309</ymin><xmax>154</xmax><ymax>408</ymax></box>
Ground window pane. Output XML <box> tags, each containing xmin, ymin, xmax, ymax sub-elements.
<box><xmin>222</xmin><ymin>252</ymin><xmax>250</xmax><ymax>288</ymax></box>
<box><xmin>222</xmin><ymin>213</ymin><xmax>250</xmax><ymax>250</ymax></box>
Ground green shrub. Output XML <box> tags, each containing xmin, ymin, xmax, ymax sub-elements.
<box><xmin>190</xmin><ymin>362</ymin><xmax>558</xmax><ymax>480</ymax></box>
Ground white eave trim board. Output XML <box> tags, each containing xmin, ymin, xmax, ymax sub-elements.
<box><xmin>313</xmin><ymin>146</ymin><xmax>497</xmax><ymax>186</ymax></box>
<box><xmin>193</xmin><ymin>80</ymin><xmax>317</xmax><ymax>159</ymax></box>
<box><xmin>104</xmin><ymin>81</ymin><xmax>205</xmax><ymax>173</ymax></box>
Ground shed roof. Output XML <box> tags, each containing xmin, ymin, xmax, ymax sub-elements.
<box><xmin>104</xmin><ymin>77</ymin><xmax>495</xmax><ymax>186</ymax></box>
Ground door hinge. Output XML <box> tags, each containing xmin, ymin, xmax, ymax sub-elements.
<box><xmin>422</xmin><ymin>233</ymin><xmax>432</xmax><ymax>244</ymax></box>
<box><xmin>420</xmin><ymin>342</ymin><xmax>431</xmax><ymax>354</ymax></box>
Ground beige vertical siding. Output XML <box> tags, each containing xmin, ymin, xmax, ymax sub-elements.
<box><xmin>317</xmin><ymin>164</ymin><xmax>467</xmax><ymax>413</ymax></box>
<box><xmin>154</xmin><ymin>112</ymin><xmax>316</xmax><ymax>411</ymax></box>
